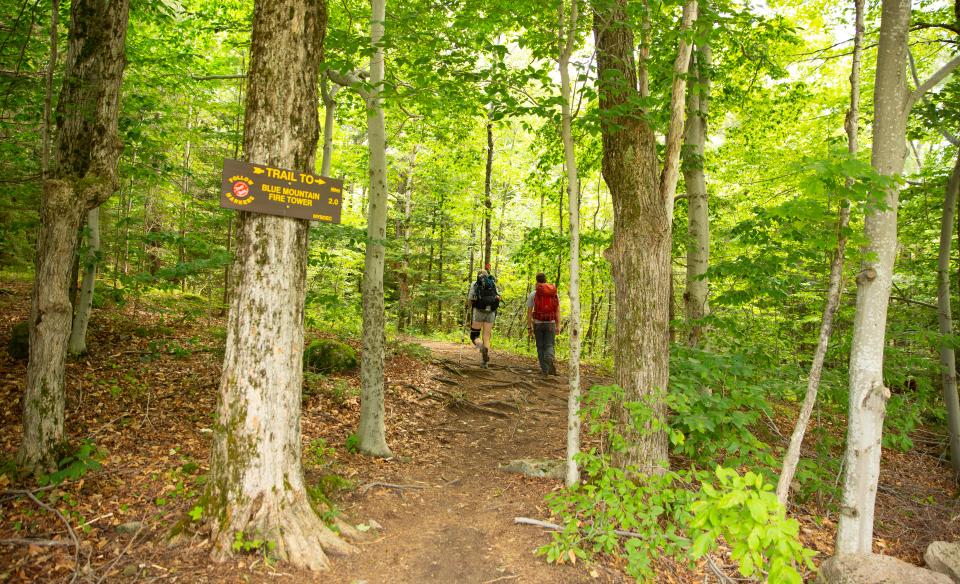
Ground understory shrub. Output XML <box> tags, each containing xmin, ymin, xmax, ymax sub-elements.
<box><xmin>541</xmin><ymin>384</ymin><xmax>815</xmax><ymax>583</ymax></box>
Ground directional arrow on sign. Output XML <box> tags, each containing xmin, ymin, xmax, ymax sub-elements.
<box><xmin>253</xmin><ymin>167</ymin><xmax>264</xmax><ymax>174</ymax></box>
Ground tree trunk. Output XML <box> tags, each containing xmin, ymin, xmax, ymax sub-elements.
<box><xmin>682</xmin><ymin>44</ymin><xmax>711</xmax><ymax>347</ymax></box>
<box><xmin>205</xmin><ymin>0</ymin><xmax>355</xmax><ymax>570</ymax></box>
<box><xmin>357</xmin><ymin>0</ymin><xmax>393</xmax><ymax>458</ymax></box>
<box><xmin>320</xmin><ymin>73</ymin><xmax>339</xmax><ymax>177</ymax></box>
<box><xmin>40</xmin><ymin>0</ymin><xmax>58</xmax><ymax>180</ymax></box>
<box><xmin>19</xmin><ymin>0</ymin><xmax>129</xmax><ymax>471</ymax></box>
<box><xmin>68</xmin><ymin>207</ymin><xmax>100</xmax><ymax>355</ymax></box>
<box><xmin>836</xmin><ymin>0</ymin><xmax>910</xmax><ymax>554</ymax></box>
<box><xmin>594</xmin><ymin>0</ymin><xmax>695</xmax><ymax>474</ymax></box>
<box><xmin>776</xmin><ymin>0</ymin><xmax>863</xmax><ymax>507</ymax></box>
<box><xmin>484</xmin><ymin>120</ymin><xmax>493</xmax><ymax>267</ymax></box>
<box><xmin>937</xmin><ymin>154</ymin><xmax>960</xmax><ymax>475</ymax></box>
<box><xmin>397</xmin><ymin>150</ymin><xmax>415</xmax><ymax>332</ymax></box>
<box><xmin>559</xmin><ymin>0</ymin><xmax>582</xmax><ymax>487</ymax></box>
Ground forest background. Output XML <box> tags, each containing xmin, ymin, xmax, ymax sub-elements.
<box><xmin>1</xmin><ymin>0</ymin><xmax>960</xmax><ymax>581</ymax></box>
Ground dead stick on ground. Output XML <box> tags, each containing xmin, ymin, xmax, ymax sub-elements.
<box><xmin>482</xmin><ymin>575</ymin><xmax>520</xmax><ymax>584</ymax></box>
<box><xmin>16</xmin><ymin>489</ymin><xmax>81</xmax><ymax>584</ymax></box>
<box><xmin>359</xmin><ymin>482</ymin><xmax>426</xmax><ymax>495</ymax></box>
<box><xmin>705</xmin><ymin>554</ymin><xmax>736</xmax><ymax>584</ymax></box>
<box><xmin>513</xmin><ymin>517</ymin><xmax>643</xmax><ymax>539</ymax></box>
<box><xmin>95</xmin><ymin>521</ymin><xmax>146</xmax><ymax>584</ymax></box>
<box><xmin>0</xmin><ymin>538</ymin><xmax>73</xmax><ymax>547</ymax></box>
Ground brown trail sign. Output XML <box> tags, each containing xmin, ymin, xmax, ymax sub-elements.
<box><xmin>219</xmin><ymin>158</ymin><xmax>343</xmax><ymax>224</ymax></box>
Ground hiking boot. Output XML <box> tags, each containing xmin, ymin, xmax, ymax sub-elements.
<box><xmin>481</xmin><ymin>346</ymin><xmax>489</xmax><ymax>364</ymax></box>
<box><xmin>548</xmin><ymin>362</ymin><xmax>558</xmax><ymax>376</ymax></box>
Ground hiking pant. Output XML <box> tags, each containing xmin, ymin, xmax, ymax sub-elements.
<box><xmin>533</xmin><ymin>322</ymin><xmax>556</xmax><ymax>374</ymax></box>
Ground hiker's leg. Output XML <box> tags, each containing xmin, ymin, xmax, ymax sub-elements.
<box><xmin>481</xmin><ymin>321</ymin><xmax>493</xmax><ymax>349</ymax></box>
<box><xmin>534</xmin><ymin>323</ymin><xmax>549</xmax><ymax>373</ymax></box>
<box><xmin>471</xmin><ymin>316</ymin><xmax>482</xmax><ymax>346</ymax></box>
<box><xmin>544</xmin><ymin>323</ymin><xmax>557</xmax><ymax>373</ymax></box>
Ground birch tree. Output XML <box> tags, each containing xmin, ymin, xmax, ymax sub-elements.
<box><xmin>558</xmin><ymin>0</ymin><xmax>583</xmax><ymax>487</ymax></box>
<box><xmin>68</xmin><ymin>207</ymin><xmax>101</xmax><ymax>355</ymax></box>
<box><xmin>204</xmin><ymin>0</ymin><xmax>359</xmax><ymax>568</ymax></box>
<box><xmin>776</xmin><ymin>0</ymin><xmax>864</xmax><ymax>506</ymax></box>
<box><xmin>682</xmin><ymin>42</ymin><xmax>711</xmax><ymax>347</ymax></box>
<box><xmin>19</xmin><ymin>0</ymin><xmax>130</xmax><ymax>471</ymax></box>
<box><xmin>594</xmin><ymin>0</ymin><xmax>697</xmax><ymax>473</ymax></box>
<box><xmin>836</xmin><ymin>0</ymin><xmax>960</xmax><ymax>553</ymax></box>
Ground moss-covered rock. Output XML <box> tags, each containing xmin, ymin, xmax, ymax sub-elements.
<box><xmin>303</xmin><ymin>339</ymin><xmax>357</xmax><ymax>374</ymax></box>
<box><xmin>7</xmin><ymin>321</ymin><xmax>29</xmax><ymax>360</ymax></box>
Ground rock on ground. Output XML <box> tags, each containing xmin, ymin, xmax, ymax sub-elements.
<box><xmin>926</xmin><ymin>541</ymin><xmax>960</xmax><ymax>583</ymax></box>
<box><xmin>817</xmin><ymin>553</ymin><xmax>953</xmax><ymax>584</ymax></box>
<box><xmin>499</xmin><ymin>458</ymin><xmax>565</xmax><ymax>480</ymax></box>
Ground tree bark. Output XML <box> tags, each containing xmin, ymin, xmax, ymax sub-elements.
<box><xmin>776</xmin><ymin>0</ymin><xmax>863</xmax><ymax>507</ymax></box>
<box><xmin>40</xmin><ymin>0</ymin><xmax>58</xmax><ymax>180</ymax></box>
<box><xmin>19</xmin><ymin>0</ymin><xmax>129</xmax><ymax>471</ymax></box>
<box><xmin>357</xmin><ymin>0</ymin><xmax>393</xmax><ymax>458</ymax></box>
<box><xmin>682</xmin><ymin>43</ymin><xmax>711</xmax><ymax>347</ymax></box>
<box><xmin>320</xmin><ymin>73</ymin><xmax>339</xmax><ymax>177</ymax></box>
<box><xmin>594</xmin><ymin>0</ymin><xmax>696</xmax><ymax>474</ymax></box>
<box><xmin>68</xmin><ymin>207</ymin><xmax>100</xmax><ymax>355</ymax></box>
<box><xmin>559</xmin><ymin>0</ymin><xmax>582</xmax><ymax>487</ymax></box>
<box><xmin>938</xmin><ymin>154</ymin><xmax>960</xmax><ymax>475</ymax></box>
<box><xmin>205</xmin><ymin>0</ymin><xmax>355</xmax><ymax>571</ymax></box>
<box><xmin>836</xmin><ymin>0</ymin><xmax>910</xmax><ymax>554</ymax></box>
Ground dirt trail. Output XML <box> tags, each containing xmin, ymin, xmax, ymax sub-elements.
<box><xmin>325</xmin><ymin>340</ymin><xmax>616</xmax><ymax>584</ymax></box>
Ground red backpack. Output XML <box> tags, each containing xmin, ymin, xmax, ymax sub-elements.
<box><xmin>533</xmin><ymin>283</ymin><xmax>559</xmax><ymax>321</ymax></box>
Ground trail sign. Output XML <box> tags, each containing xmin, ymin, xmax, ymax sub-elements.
<box><xmin>220</xmin><ymin>159</ymin><xmax>343</xmax><ymax>224</ymax></box>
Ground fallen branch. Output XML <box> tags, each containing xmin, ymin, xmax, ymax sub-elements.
<box><xmin>95</xmin><ymin>520</ymin><xmax>145</xmax><ymax>584</ymax></box>
<box><xmin>14</xmin><ymin>489</ymin><xmax>81</xmax><ymax>584</ymax></box>
<box><xmin>482</xmin><ymin>575</ymin><xmax>520</xmax><ymax>584</ymax></box>
<box><xmin>359</xmin><ymin>482</ymin><xmax>426</xmax><ymax>495</ymax></box>
<box><xmin>705</xmin><ymin>554</ymin><xmax>737</xmax><ymax>584</ymax></box>
<box><xmin>0</xmin><ymin>538</ymin><xmax>72</xmax><ymax>547</ymax></box>
<box><xmin>514</xmin><ymin>516</ymin><xmax>643</xmax><ymax>539</ymax></box>
<box><xmin>431</xmin><ymin>376</ymin><xmax>460</xmax><ymax>386</ymax></box>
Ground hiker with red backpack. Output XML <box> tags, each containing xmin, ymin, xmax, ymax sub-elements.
<box><xmin>527</xmin><ymin>272</ymin><xmax>560</xmax><ymax>376</ymax></box>
<box><xmin>468</xmin><ymin>267</ymin><xmax>500</xmax><ymax>368</ymax></box>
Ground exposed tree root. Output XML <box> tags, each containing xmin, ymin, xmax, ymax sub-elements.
<box><xmin>210</xmin><ymin>492</ymin><xmax>357</xmax><ymax>571</ymax></box>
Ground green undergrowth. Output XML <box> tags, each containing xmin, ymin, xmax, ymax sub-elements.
<box><xmin>541</xmin><ymin>384</ymin><xmax>816</xmax><ymax>583</ymax></box>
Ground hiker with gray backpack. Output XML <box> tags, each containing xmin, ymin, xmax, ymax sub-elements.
<box><xmin>467</xmin><ymin>268</ymin><xmax>500</xmax><ymax>368</ymax></box>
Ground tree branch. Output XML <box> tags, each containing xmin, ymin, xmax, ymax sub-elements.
<box><xmin>325</xmin><ymin>67</ymin><xmax>371</xmax><ymax>100</ymax></box>
<box><xmin>907</xmin><ymin>54</ymin><xmax>960</xmax><ymax>110</ymax></box>
<box><xmin>908</xmin><ymin>50</ymin><xmax>960</xmax><ymax>146</ymax></box>
<box><xmin>191</xmin><ymin>74</ymin><xmax>246</xmax><ymax>81</ymax></box>
<box><xmin>659</xmin><ymin>0</ymin><xmax>698</xmax><ymax>212</ymax></box>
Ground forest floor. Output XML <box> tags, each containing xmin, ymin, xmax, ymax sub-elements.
<box><xmin>1</xmin><ymin>279</ymin><xmax>960</xmax><ymax>583</ymax></box>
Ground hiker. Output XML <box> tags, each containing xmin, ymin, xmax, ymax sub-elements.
<box><xmin>468</xmin><ymin>268</ymin><xmax>500</xmax><ymax>367</ymax></box>
<box><xmin>527</xmin><ymin>272</ymin><xmax>560</xmax><ymax>375</ymax></box>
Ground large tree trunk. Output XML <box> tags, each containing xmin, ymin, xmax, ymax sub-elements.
<box><xmin>682</xmin><ymin>43</ymin><xmax>710</xmax><ymax>347</ymax></box>
<box><xmin>205</xmin><ymin>0</ymin><xmax>356</xmax><ymax>570</ymax></box>
<box><xmin>938</xmin><ymin>153</ymin><xmax>960</xmax><ymax>476</ymax></box>
<box><xmin>594</xmin><ymin>0</ymin><xmax>696</xmax><ymax>474</ymax></box>
<box><xmin>836</xmin><ymin>0</ymin><xmax>910</xmax><ymax>553</ymax></box>
<box><xmin>68</xmin><ymin>207</ymin><xmax>100</xmax><ymax>355</ymax></box>
<box><xmin>776</xmin><ymin>0</ymin><xmax>863</xmax><ymax>506</ymax></box>
<box><xmin>357</xmin><ymin>0</ymin><xmax>393</xmax><ymax>458</ymax></box>
<box><xmin>19</xmin><ymin>0</ymin><xmax>129</xmax><ymax>471</ymax></box>
<box><xmin>559</xmin><ymin>0</ymin><xmax>582</xmax><ymax>487</ymax></box>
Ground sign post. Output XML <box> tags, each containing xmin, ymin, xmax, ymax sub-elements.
<box><xmin>220</xmin><ymin>159</ymin><xmax>343</xmax><ymax>224</ymax></box>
